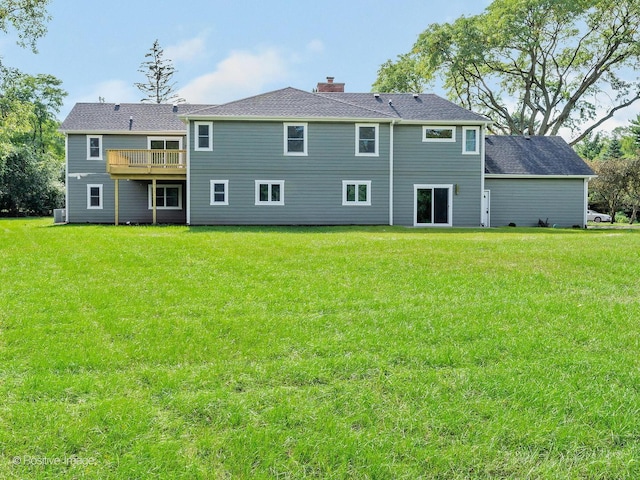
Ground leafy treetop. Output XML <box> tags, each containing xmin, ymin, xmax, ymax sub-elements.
<box><xmin>373</xmin><ymin>0</ymin><xmax>640</xmax><ymax>145</ymax></box>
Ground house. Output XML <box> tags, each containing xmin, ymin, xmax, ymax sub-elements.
<box><xmin>59</xmin><ymin>78</ymin><xmax>594</xmax><ymax>227</ymax></box>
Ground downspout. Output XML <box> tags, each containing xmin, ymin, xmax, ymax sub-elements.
<box><xmin>389</xmin><ymin>120</ymin><xmax>396</xmax><ymax>226</ymax></box>
<box><xmin>480</xmin><ymin>124</ymin><xmax>486</xmax><ymax>227</ymax></box>
<box><xmin>185</xmin><ymin>116</ymin><xmax>191</xmax><ymax>225</ymax></box>
<box><xmin>64</xmin><ymin>134</ymin><xmax>69</xmax><ymax>222</ymax></box>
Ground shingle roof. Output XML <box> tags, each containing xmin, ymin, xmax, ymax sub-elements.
<box><xmin>59</xmin><ymin>103</ymin><xmax>212</xmax><ymax>133</ymax></box>
<box><xmin>319</xmin><ymin>92</ymin><xmax>490</xmax><ymax>122</ymax></box>
<box><xmin>485</xmin><ymin>135</ymin><xmax>594</xmax><ymax>176</ymax></box>
<box><xmin>186</xmin><ymin>87</ymin><xmax>490</xmax><ymax>122</ymax></box>
<box><xmin>61</xmin><ymin>89</ymin><xmax>490</xmax><ymax>130</ymax></box>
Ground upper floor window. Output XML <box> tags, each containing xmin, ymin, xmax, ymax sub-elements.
<box><xmin>423</xmin><ymin>126</ymin><xmax>456</xmax><ymax>142</ymax></box>
<box><xmin>356</xmin><ymin>124</ymin><xmax>379</xmax><ymax>156</ymax></box>
<box><xmin>462</xmin><ymin>127</ymin><xmax>480</xmax><ymax>154</ymax></box>
<box><xmin>87</xmin><ymin>184</ymin><xmax>103</xmax><ymax>209</ymax></box>
<box><xmin>148</xmin><ymin>137</ymin><xmax>182</xmax><ymax>150</ymax></box>
<box><xmin>195</xmin><ymin>122</ymin><xmax>213</xmax><ymax>151</ymax></box>
<box><xmin>284</xmin><ymin>123</ymin><xmax>307</xmax><ymax>156</ymax></box>
<box><xmin>87</xmin><ymin>135</ymin><xmax>102</xmax><ymax>160</ymax></box>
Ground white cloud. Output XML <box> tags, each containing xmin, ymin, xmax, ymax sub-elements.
<box><xmin>165</xmin><ymin>33</ymin><xmax>208</xmax><ymax>63</ymax></box>
<box><xmin>178</xmin><ymin>48</ymin><xmax>289</xmax><ymax>104</ymax></box>
<box><xmin>306</xmin><ymin>40</ymin><xmax>325</xmax><ymax>54</ymax></box>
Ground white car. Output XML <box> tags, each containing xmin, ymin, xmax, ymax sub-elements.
<box><xmin>587</xmin><ymin>209</ymin><xmax>612</xmax><ymax>222</ymax></box>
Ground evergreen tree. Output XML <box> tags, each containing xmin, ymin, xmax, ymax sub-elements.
<box><xmin>604</xmin><ymin>137</ymin><xmax>623</xmax><ymax>160</ymax></box>
<box><xmin>134</xmin><ymin>39</ymin><xmax>184</xmax><ymax>104</ymax></box>
<box><xmin>573</xmin><ymin>132</ymin><xmax>604</xmax><ymax>161</ymax></box>
<box><xmin>629</xmin><ymin>113</ymin><xmax>640</xmax><ymax>150</ymax></box>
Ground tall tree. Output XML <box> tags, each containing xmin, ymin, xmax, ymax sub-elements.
<box><xmin>625</xmin><ymin>158</ymin><xmax>640</xmax><ymax>223</ymax></box>
<box><xmin>134</xmin><ymin>39</ymin><xmax>183</xmax><ymax>104</ymax></box>
<box><xmin>1</xmin><ymin>71</ymin><xmax>66</xmax><ymax>153</ymax></box>
<box><xmin>373</xmin><ymin>0</ymin><xmax>640</xmax><ymax>145</ymax></box>
<box><xmin>588</xmin><ymin>158</ymin><xmax>629</xmax><ymax>223</ymax></box>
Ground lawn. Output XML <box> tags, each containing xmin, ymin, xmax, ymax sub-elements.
<box><xmin>1</xmin><ymin>218</ymin><xmax>639</xmax><ymax>479</ymax></box>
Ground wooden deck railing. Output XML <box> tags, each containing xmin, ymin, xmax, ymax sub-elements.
<box><xmin>107</xmin><ymin>149</ymin><xmax>187</xmax><ymax>176</ymax></box>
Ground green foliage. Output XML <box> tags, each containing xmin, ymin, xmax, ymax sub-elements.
<box><xmin>0</xmin><ymin>70</ymin><xmax>66</xmax><ymax>154</ymax></box>
<box><xmin>604</xmin><ymin>137</ymin><xmax>623</xmax><ymax>160</ymax></box>
<box><xmin>588</xmin><ymin>157</ymin><xmax>640</xmax><ymax>223</ymax></box>
<box><xmin>374</xmin><ymin>0</ymin><xmax>640</xmax><ymax>144</ymax></box>
<box><xmin>0</xmin><ymin>146</ymin><xmax>63</xmax><ymax>215</ymax></box>
<box><xmin>134</xmin><ymin>39</ymin><xmax>183</xmax><ymax>104</ymax></box>
<box><xmin>1</xmin><ymin>221</ymin><xmax>640</xmax><ymax>478</ymax></box>
<box><xmin>628</xmin><ymin>113</ymin><xmax>640</xmax><ymax>150</ymax></box>
<box><xmin>574</xmin><ymin>132</ymin><xmax>604</xmax><ymax>160</ymax></box>
<box><xmin>0</xmin><ymin>0</ymin><xmax>51</xmax><ymax>53</ymax></box>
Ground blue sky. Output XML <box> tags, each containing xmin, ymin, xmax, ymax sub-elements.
<box><xmin>1</xmin><ymin>0</ymin><xmax>492</xmax><ymax>119</ymax></box>
<box><xmin>1</xmin><ymin>0</ymin><xmax>634</xmax><ymax>133</ymax></box>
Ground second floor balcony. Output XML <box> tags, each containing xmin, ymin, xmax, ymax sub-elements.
<box><xmin>107</xmin><ymin>149</ymin><xmax>187</xmax><ymax>178</ymax></box>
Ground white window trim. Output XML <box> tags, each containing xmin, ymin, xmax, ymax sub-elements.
<box><xmin>422</xmin><ymin>126</ymin><xmax>456</xmax><ymax>143</ymax></box>
<box><xmin>210</xmin><ymin>180</ymin><xmax>229</xmax><ymax>206</ymax></box>
<box><xmin>87</xmin><ymin>184</ymin><xmax>103</xmax><ymax>209</ymax></box>
<box><xmin>147</xmin><ymin>136</ymin><xmax>183</xmax><ymax>150</ymax></box>
<box><xmin>342</xmin><ymin>180</ymin><xmax>372</xmax><ymax>206</ymax></box>
<box><xmin>413</xmin><ymin>184</ymin><xmax>453</xmax><ymax>227</ymax></box>
<box><xmin>355</xmin><ymin>123</ymin><xmax>379</xmax><ymax>157</ymax></box>
<box><xmin>284</xmin><ymin>122</ymin><xmax>308</xmax><ymax>156</ymax></box>
<box><xmin>147</xmin><ymin>184</ymin><xmax>183</xmax><ymax>210</ymax></box>
<box><xmin>86</xmin><ymin>135</ymin><xmax>103</xmax><ymax>160</ymax></box>
<box><xmin>462</xmin><ymin>126</ymin><xmax>480</xmax><ymax>155</ymax></box>
<box><xmin>255</xmin><ymin>180</ymin><xmax>285</xmax><ymax>206</ymax></box>
<box><xmin>194</xmin><ymin>122</ymin><xmax>213</xmax><ymax>152</ymax></box>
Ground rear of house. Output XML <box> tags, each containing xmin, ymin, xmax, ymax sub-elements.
<box><xmin>60</xmin><ymin>80</ymin><xmax>593</xmax><ymax>228</ymax></box>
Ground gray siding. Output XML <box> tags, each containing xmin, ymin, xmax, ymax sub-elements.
<box><xmin>393</xmin><ymin>125</ymin><xmax>483</xmax><ymax>227</ymax></box>
<box><xmin>189</xmin><ymin>121</ymin><xmax>390</xmax><ymax>225</ymax></box>
<box><xmin>485</xmin><ymin>177</ymin><xmax>587</xmax><ymax>227</ymax></box>
<box><xmin>66</xmin><ymin>134</ymin><xmax>186</xmax><ymax>223</ymax></box>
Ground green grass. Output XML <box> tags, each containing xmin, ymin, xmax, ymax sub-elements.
<box><xmin>1</xmin><ymin>218</ymin><xmax>640</xmax><ymax>479</ymax></box>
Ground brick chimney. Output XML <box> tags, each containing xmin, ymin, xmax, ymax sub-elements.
<box><xmin>317</xmin><ymin>76</ymin><xmax>345</xmax><ymax>93</ymax></box>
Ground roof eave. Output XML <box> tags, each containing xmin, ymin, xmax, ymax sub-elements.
<box><xmin>59</xmin><ymin>129</ymin><xmax>187</xmax><ymax>135</ymax></box>
<box><xmin>178</xmin><ymin>115</ymin><xmax>398</xmax><ymax>123</ymax></box>
<box><xmin>485</xmin><ymin>173</ymin><xmax>596</xmax><ymax>179</ymax></box>
<box><xmin>178</xmin><ymin>115</ymin><xmax>492</xmax><ymax>125</ymax></box>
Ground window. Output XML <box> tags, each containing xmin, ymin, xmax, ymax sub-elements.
<box><xmin>414</xmin><ymin>184</ymin><xmax>453</xmax><ymax>227</ymax></box>
<box><xmin>255</xmin><ymin>181</ymin><xmax>284</xmax><ymax>205</ymax></box>
<box><xmin>210</xmin><ymin>180</ymin><xmax>229</xmax><ymax>205</ymax></box>
<box><xmin>148</xmin><ymin>137</ymin><xmax>184</xmax><ymax>166</ymax></box>
<box><xmin>356</xmin><ymin>123</ymin><xmax>379</xmax><ymax>156</ymax></box>
<box><xmin>342</xmin><ymin>181</ymin><xmax>371</xmax><ymax>206</ymax></box>
<box><xmin>195</xmin><ymin>122</ymin><xmax>213</xmax><ymax>151</ymax></box>
<box><xmin>147</xmin><ymin>184</ymin><xmax>182</xmax><ymax>210</ymax></box>
<box><xmin>284</xmin><ymin>123</ymin><xmax>307</xmax><ymax>156</ymax></box>
<box><xmin>422</xmin><ymin>126</ymin><xmax>456</xmax><ymax>142</ymax></box>
<box><xmin>148</xmin><ymin>137</ymin><xmax>182</xmax><ymax>150</ymax></box>
<box><xmin>462</xmin><ymin>127</ymin><xmax>480</xmax><ymax>154</ymax></box>
<box><xmin>86</xmin><ymin>135</ymin><xmax>102</xmax><ymax>160</ymax></box>
<box><xmin>87</xmin><ymin>184</ymin><xmax>103</xmax><ymax>209</ymax></box>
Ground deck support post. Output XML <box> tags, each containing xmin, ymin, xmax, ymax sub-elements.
<box><xmin>114</xmin><ymin>179</ymin><xmax>119</xmax><ymax>225</ymax></box>
<box><xmin>152</xmin><ymin>178</ymin><xmax>157</xmax><ymax>225</ymax></box>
